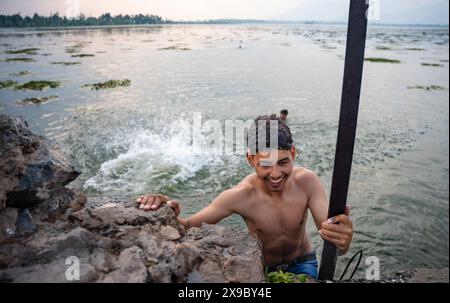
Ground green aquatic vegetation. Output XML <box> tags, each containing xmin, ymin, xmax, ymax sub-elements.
<box><xmin>15</xmin><ymin>80</ymin><xmax>61</xmax><ymax>91</ymax></box>
<box><xmin>404</xmin><ymin>48</ymin><xmax>426</xmax><ymax>51</ymax></box>
<box><xmin>9</xmin><ymin>70</ymin><xmax>30</xmax><ymax>76</ymax></box>
<box><xmin>50</xmin><ymin>61</ymin><xmax>81</xmax><ymax>65</ymax></box>
<box><xmin>375</xmin><ymin>46</ymin><xmax>392</xmax><ymax>50</ymax></box>
<box><xmin>65</xmin><ymin>48</ymin><xmax>80</xmax><ymax>54</ymax></box>
<box><xmin>158</xmin><ymin>46</ymin><xmax>191</xmax><ymax>51</ymax></box>
<box><xmin>21</xmin><ymin>95</ymin><xmax>58</xmax><ymax>104</ymax></box>
<box><xmin>421</xmin><ymin>63</ymin><xmax>444</xmax><ymax>67</ymax></box>
<box><xmin>71</xmin><ymin>53</ymin><xmax>95</xmax><ymax>58</ymax></box>
<box><xmin>365</xmin><ymin>57</ymin><xmax>401</xmax><ymax>64</ymax></box>
<box><xmin>265</xmin><ymin>269</ymin><xmax>308</xmax><ymax>283</ymax></box>
<box><xmin>83</xmin><ymin>79</ymin><xmax>131</xmax><ymax>90</ymax></box>
<box><xmin>4</xmin><ymin>48</ymin><xmax>39</xmax><ymax>55</ymax></box>
<box><xmin>321</xmin><ymin>45</ymin><xmax>337</xmax><ymax>50</ymax></box>
<box><xmin>407</xmin><ymin>85</ymin><xmax>445</xmax><ymax>91</ymax></box>
<box><xmin>0</xmin><ymin>80</ymin><xmax>18</xmax><ymax>89</ymax></box>
<box><xmin>5</xmin><ymin>57</ymin><xmax>36</xmax><ymax>62</ymax></box>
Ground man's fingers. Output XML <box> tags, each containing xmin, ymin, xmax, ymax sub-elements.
<box><xmin>158</xmin><ymin>194</ymin><xmax>170</xmax><ymax>201</ymax></box>
<box><xmin>319</xmin><ymin>230</ymin><xmax>346</xmax><ymax>249</ymax></box>
<box><xmin>320</xmin><ymin>228</ymin><xmax>351</xmax><ymax>246</ymax></box>
<box><xmin>319</xmin><ymin>228</ymin><xmax>341</xmax><ymax>240</ymax></box>
<box><xmin>141</xmin><ymin>195</ymin><xmax>155</xmax><ymax>210</ymax></box>
<box><xmin>136</xmin><ymin>194</ymin><xmax>174</xmax><ymax>211</ymax></box>
<box><xmin>326</xmin><ymin>214</ymin><xmax>352</xmax><ymax>227</ymax></box>
<box><xmin>344</xmin><ymin>205</ymin><xmax>351</xmax><ymax>216</ymax></box>
<box><xmin>321</xmin><ymin>221</ymin><xmax>351</xmax><ymax>233</ymax></box>
<box><xmin>151</xmin><ymin>196</ymin><xmax>162</xmax><ymax>209</ymax></box>
<box><xmin>167</xmin><ymin>200</ymin><xmax>180</xmax><ymax>216</ymax></box>
<box><xmin>167</xmin><ymin>200</ymin><xmax>178</xmax><ymax>208</ymax></box>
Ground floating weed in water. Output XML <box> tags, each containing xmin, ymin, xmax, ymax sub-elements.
<box><xmin>20</xmin><ymin>95</ymin><xmax>58</xmax><ymax>105</ymax></box>
<box><xmin>15</xmin><ymin>80</ymin><xmax>61</xmax><ymax>91</ymax></box>
<box><xmin>4</xmin><ymin>48</ymin><xmax>39</xmax><ymax>55</ymax></box>
<box><xmin>265</xmin><ymin>269</ymin><xmax>308</xmax><ymax>283</ymax></box>
<box><xmin>83</xmin><ymin>79</ymin><xmax>131</xmax><ymax>90</ymax></box>
<box><xmin>65</xmin><ymin>41</ymin><xmax>90</xmax><ymax>54</ymax></box>
<box><xmin>375</xmin><ymin>45</ymin><xmax>393</xmax><ymax>50</ymax></box>
<box><xmin>365</xmin><ymin>57</ymin><xmax>401</xmax><ymax>64</ymax></box>
<box><xmin>9</xmin><ymin>70</ymin><xmax>30</xmax><ymax>76</ymax></box>
<box><xmin>50</xmin><ymin>61</ymin><xmax>81</xmax><ymax>66</ymax></box>
<box><xmin>404</xmin><ymin>48</ymin><xmax>426</xmax><ymax>51</ymax></box>
<box><xmin>65</xmin><ymin>48</ymin><xmax>80</xmax><ymax>54</ymax></box>
<box><xmin>421</xmin><ymin>63</ymin><xmax>444</xmax><ymax>67</ymax></box>
<box><xmin>71</xmin><ymin>53</ymin><xmax>95</xmax><ymax>58</ymax></box>
<box><xmin>0</xmin><ymin>80</ymin><xmax>18</xmax><ymax>89</ymax></box>
<box><xmin>321</xmin><ymin>44</ymin><xmax>337</xmax><ymax>50</ymax></box>
<box><xmin>407</xmin><ymin>85</ymin><xmax>445</xmax><ymax>91</ymax></box>
<box><xmin>5</xmin><ymin>57</ymin><xmax>36</xmax><ymax>62</ymax></box>
<box><xmin>439</xmin><ymin>59</ymin><xmax>449</xmax><ymax>63</ymax></box>
<box><xmin>158</xmin><ymin>45</ymin><xmax>191</xmax><ymax>51</ymax></box>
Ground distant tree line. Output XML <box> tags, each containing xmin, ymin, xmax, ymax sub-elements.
<box><xmin>0</xmin><ymin>13</ymin><xmax>164</xmax><ymax>27</ymax></box>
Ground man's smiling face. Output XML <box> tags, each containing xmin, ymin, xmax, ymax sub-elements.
<box><xmin>247</xmin><ymin>146</ymin><xmax>295</xmax><ymax>192</ymax></box>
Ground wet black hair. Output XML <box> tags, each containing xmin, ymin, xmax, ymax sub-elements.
<box><xmin>280</xmin><ymin>109</ymin><xmax>289</xmax><ymax>115</ymax></box>
<box><xmin>246</xmin><ymin>114</ymin><xmax>293</xmax><ymax>154</ymax></box>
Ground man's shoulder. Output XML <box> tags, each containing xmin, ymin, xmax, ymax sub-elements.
<box><xmin>219</xmin><ymin>174</ymin><xmax>256</xmax><ymax>201</ymax></box>
<box><xmin>292</xmin><ymin>167</ymin><xmax>321</xmax><ymax>186</ymax></box>
<box><xmin>233</xmin><ymin>174</ymin><xmax>257</xmax><ymax>195</ymax></box>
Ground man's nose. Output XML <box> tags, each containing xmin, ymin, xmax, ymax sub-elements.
<box><xmin>269</xmin><ymin>165</ymin><xmax>282</xmax><ymax>178</ymax></box>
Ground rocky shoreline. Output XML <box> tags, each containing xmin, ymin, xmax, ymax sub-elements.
<box><xmin>0</xmin><ymin>114</ymin><xmax>447</xmax><ymax>283</ymax></box>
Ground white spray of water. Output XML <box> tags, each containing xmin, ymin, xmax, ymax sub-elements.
<box><xmin>83</xmin><ymin>126</ymin><xmax>225</xmax><ymax>194</ymax></box>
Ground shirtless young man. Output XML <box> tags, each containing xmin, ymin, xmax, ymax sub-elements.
<box><xmin>136</xmin><ymin>115</ymin><xmax>353</xmax><ymax>279</ymax></box>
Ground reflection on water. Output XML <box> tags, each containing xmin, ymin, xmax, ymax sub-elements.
<box><xmin>0</xmin><ymin>24</ymin><xmax>448</xmax><ymax>275</ymax></box>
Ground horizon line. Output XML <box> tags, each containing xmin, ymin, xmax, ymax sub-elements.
<box><xmin>0</xmin><ymin>12</ymin><xmax>448</xmax><ymax>27</ymax></box>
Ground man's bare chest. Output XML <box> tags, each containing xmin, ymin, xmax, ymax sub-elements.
<box><xmin>240</xmin><ymin>195</ymin><xmax>309</xmax><ymax>237</ymax></box>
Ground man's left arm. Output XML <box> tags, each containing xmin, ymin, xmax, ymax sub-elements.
<box><xmin>303</xmin><ymin>170</ymin><xmax>353</xmax><ymax>256</ymax></box>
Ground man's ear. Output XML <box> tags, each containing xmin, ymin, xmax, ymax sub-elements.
<box><xmin>246</xmin><ymin>149</ymin><xmax>255</xmax><ymax>167</ymax></box>
<box><xmin>290</xmin><ymin>145</ymin><xmax>296</xmax><ymax>160</ymax></box>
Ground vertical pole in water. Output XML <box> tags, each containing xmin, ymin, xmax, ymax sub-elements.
<box><xmin>317</xmin><ymin>0</ymin><xmax>369</xmax><ymax>281</ymax></box>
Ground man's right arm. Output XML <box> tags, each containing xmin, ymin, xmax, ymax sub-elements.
<box><xmin>136</xmin><ymin>184</ymin><xmax>251</xmax><ymax>230</ymax></box>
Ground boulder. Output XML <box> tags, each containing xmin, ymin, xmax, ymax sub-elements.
<box><xmin>0</xmin><ymin>115</ymin><xmax>81</xmax><ymax>241</ymax></box>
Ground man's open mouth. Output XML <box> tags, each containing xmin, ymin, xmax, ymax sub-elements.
<box><xmin>267</xmin><ymin>177</ymin><xmax>285</xmax><ymax>186</ymax></box>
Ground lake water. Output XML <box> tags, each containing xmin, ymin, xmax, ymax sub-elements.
<box><xmin>0</xmin><ymin>23</ymin><xmax>448</xmax><ymax>277</ymax></box>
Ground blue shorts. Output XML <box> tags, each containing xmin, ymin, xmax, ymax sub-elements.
<box><xmin>265</xmin><ymin>251</ymin><xmax>318</xmax><ymax>279</ymax></box>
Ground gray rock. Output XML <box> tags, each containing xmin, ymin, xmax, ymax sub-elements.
<box><xmin>99</xmin><ymin>246</ymin><xmax>147</xmax><ymax>283</ymax></box>
<box><xmin>15</xmin><ymin>209</ymin><xmax>37</xmax><ymax>236</ymax></box>
<box><xmin>409</xmin><ymin>268</ymin><xmax>449</xmax><ymax>283</ymax></box>
<box><xmin>0</xmin><ymin>115</ymin><xmax>81</xmax><ymax>240</ymax></box>
<box><xmin>223</xmin><ymin>256</ymin><xmax>265</xmax><ymax>283</ymax></box>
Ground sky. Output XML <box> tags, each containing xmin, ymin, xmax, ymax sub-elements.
<box><xmin>0</xmin><ymin>0</ymin><xmax>448</xmax><ymax>24</ymax></box>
